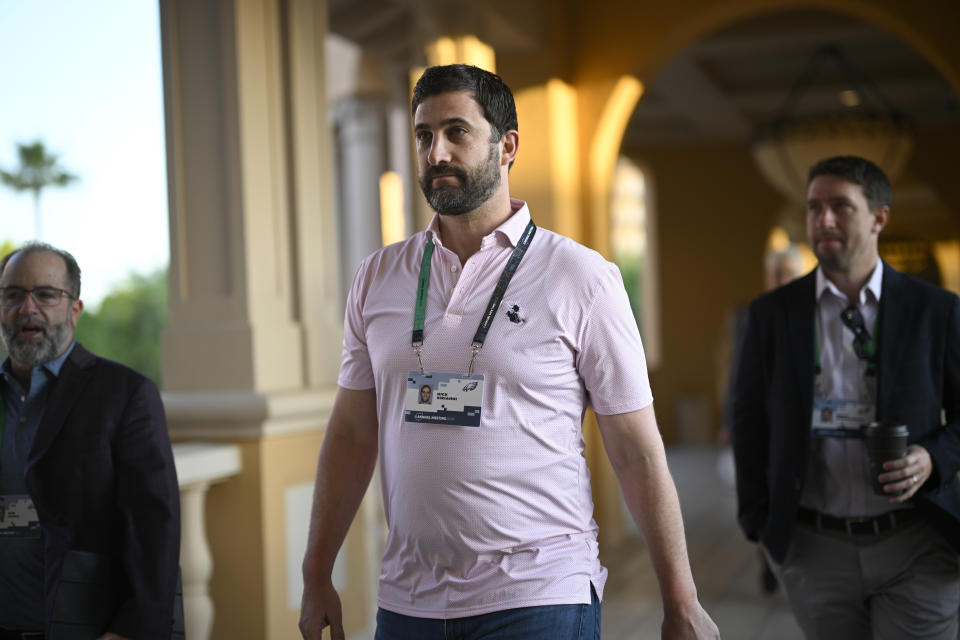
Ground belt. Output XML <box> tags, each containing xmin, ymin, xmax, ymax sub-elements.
<box><xmin>0</xmin><ymin>631</ymin><xmax>43</xmax><ymax>640</ymax></box>
<box><xmin>797</xmin><ymin>507</ymin><xmax>921</xmax><ymax>536</ymax></box>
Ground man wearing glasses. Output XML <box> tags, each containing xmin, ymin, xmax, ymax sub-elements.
<box><xmin>732</xmin><ymin>156</ymin><xmax>960</xmax><ymax>638</ymax></box>
<box><xmin>0</xmin><ymin>243</ymin><xmax>180</xmax><ymax>639</ymax></box>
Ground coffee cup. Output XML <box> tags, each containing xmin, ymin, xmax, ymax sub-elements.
<box><xmin>864</xmin><ymin>422</ymin><xmax>909</xmax><ymax>496</ymax></box>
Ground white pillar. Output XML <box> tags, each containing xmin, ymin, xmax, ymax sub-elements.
<box><xmin>179</xmin><ymin>483</ymin><xmax>214</xmax><ymax>638</ymax></box>
<box><xmin>173</xmin><ymin>443</ymin><xmax>242</xmax><ymax>640</ymax></box>
<box><xmin>332</xmin><ymin>96</ymin><xmax>387</xmax><ymax>287</ymax></box>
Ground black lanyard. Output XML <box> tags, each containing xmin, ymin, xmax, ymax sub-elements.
<box><xmin>412</xmin><ymin>220</ymin><xmax>537</xmax><ymax>375</ymax></box>
<box><xmin>813</xmin><ymin>310</ymin><xmax>878</xmax><ymax>376</ymax></box>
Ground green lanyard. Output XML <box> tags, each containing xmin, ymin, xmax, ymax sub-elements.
<box><xmin>412</xmin><ymin>220</ymin><xmax>537</xmax><ymax>375</ymax></box>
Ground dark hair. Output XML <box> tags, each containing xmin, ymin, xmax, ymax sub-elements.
<box><xmin>0</xmin><ymin>241</ymin><xmax>82</xmax><ymax>298</ymax></box>
<box><xmin>411</xmin><ymin>64</ymin><xmax>518</xmax><ymax>142</ymax></box>
<box><xmin>807</xmin><ymin>156</ymin><xmax>892</xmax><ymax>210</ymax></box>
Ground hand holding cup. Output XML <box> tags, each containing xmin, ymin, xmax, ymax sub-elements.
<box><xmin>864</xmin><ymin>423</ymin><xmax>908</xmax><ymax>497</ymax></box>
<box><xmin>868</xmin><ymin>423</ymin><xmax>934</xmax><ymax>503</ymax></box>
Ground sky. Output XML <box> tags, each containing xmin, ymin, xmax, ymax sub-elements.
<box><xmin>0</xmin><ymin>0</ymin><xmax>168</xmax><ymax>308</ymax></box>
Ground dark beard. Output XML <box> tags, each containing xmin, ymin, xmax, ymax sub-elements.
<box><xmin>419</xmin><ymin>144</ymin><xmax>501</xmax><ymax>216</ymax></box>
<box><xmin>0</xmin><ymin>315</ymin><xmax>72</xmax><ymax>369</ymax></box>
<box><xmin>812</xmin><ymin>232</ymin><xmax>850</xmax><ymax>272</ymax></box>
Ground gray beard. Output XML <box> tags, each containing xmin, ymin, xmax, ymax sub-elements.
<box><xmin>0</xmin><ymin>317</ymin><xmax>71</xmax><ymax>369</ymax></box>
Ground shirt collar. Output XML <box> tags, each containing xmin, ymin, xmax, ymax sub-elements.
<box><xmin>497</xmin><ymin>199</ymin><xmax>532</xmax><ymax>247</ymax></box>
<box><xmin>1</xmin><ymin>340</ymin><xmax>75</xmax><ymax>381</ymax></box>
<box><xmin>43</xmin><ymin>340</ymin><xmax>76</xmax><ymax>376</ymax></box>
<box><xmin>816</xmin><ymin>259</ymin><xmax>884</xmax><ymax>306</ymax></box>
<box><xmin>426</xmin><ymin>199</ymin><xmax>531</xmax><ymax>249</ymax></box>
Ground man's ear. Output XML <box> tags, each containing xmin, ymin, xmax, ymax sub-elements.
<box><xmin>872</xmin><ymin>205</ymin><xmax>890</xmax><ymax>234</ymax></box>
<box><xmin>71</xmin><ymin>298</ymin><xmax>83</xmax><ymax>328</ymax></box>
<box><xmin>500</xmin><ymin>130</ymin><xmax>519</xmax><ymax>167</ymax></box>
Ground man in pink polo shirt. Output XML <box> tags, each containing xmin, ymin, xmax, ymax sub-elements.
<box><xmin>300</xmin><ymin>64</ymin><xmax>719</xmax><ymax>640</ymax></box>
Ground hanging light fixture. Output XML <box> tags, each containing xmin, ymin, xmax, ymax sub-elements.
<box><xmin>752</xmin><ymin>44</ymin><xmax>914</xmax><ymax>202</ymax></box>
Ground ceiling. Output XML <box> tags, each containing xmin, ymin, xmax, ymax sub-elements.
<box><xmin>327</xmin><ymin>5</ymin><xmax>960</xmax><ymax>145</ymax></box>
<box><xmin>326</xmin><ymin>0</ymin><xmax>546</xmax><ymax>64</ymax></box>
<box><xmin>326</xmin><ymin>5</ymin><xmax>960</xmax><ymax>239</ymax></box>
<box><xmin>624</xmin><ymin>10</ymin><xmax>960</xmax><ymax>147</ymax></box>
<box><xmin>616</xmin><ymin>10</ymin><xmax>960</xmax><ymax>244</ymax></box>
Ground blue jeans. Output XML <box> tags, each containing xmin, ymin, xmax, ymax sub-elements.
<box><xmin>375</xmin><ymin>586</ymin><xmax>601</xmax><ymax>640</ymax></box>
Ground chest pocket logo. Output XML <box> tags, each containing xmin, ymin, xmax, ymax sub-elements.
<box><xmin>505</xmin><ymin>303</ymin><xmax>525</xmax><ymax>324</ymax></box>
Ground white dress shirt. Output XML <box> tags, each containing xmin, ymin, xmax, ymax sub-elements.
<box><xmin>800</xmin><ymin>260</ymin><xmax>907</xmax><ymax>517</ymax></box>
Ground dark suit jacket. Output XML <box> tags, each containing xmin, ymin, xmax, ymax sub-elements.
<box><xmin>24</xmin><ymin>342</ymin><xmax>180</xmax><ymax>638</ymax></box>
<box><xmin>731</xmin><ymin>262</ymin><xmax>960</xmax><ymax>563</ymax></box>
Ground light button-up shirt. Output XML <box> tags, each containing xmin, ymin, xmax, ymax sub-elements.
<box><xmin>339</xmin><ymin>201</ymin><xmax>653</xmax><ymax>618</ymax></box>
<box><xmin>801</xmin><ymin>263</ymin><xmax>905</xmax><ymax>517</ymax></box>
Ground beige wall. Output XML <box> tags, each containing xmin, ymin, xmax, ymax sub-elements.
<box><xmin>622</xmin><ymin>144</ymin><xmax>784</xmax><ymax>441</ymax></box>
<box><xmin>260</xmin><ymin>434</ymin><xmax>323</xmax><ymax>636</ymax></box>
<box><xmin>204</xmin><ymin>441</ymin><xmax>267</xmax><ymax>636</ymax></box>
<box><xmin>201</xmin><ymin>430</ymin><xmax>377</xmax><ymax>639</ymax></box>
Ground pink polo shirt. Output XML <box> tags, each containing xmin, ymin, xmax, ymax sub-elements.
<box><xmin>339</xmin><ymin>200</ymin><xmax>653</xmax><ymax>618</ymax></box>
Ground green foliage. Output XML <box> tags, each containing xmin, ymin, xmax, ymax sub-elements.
<box><xmin>0</xmin><ymin>140</ymin><xmax>78</xmax><ymax>239</ymax></box>
<box><xmin>0</xmin><ymin>140</ymin><xmax>77</xmax><ymax>196</ymax></box>
<box><xmin>75</xmin><ymin>268</ymin><xmax>168</xmax><ymax>385</ymax></box>
<box><xmin>618</xmin><ymin>255</ymin><xmax>645</xmax><ymax>336</ymax></box>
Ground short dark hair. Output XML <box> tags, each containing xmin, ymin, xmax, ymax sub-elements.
<box><xmin>0</xmin><ymin>241</ymin><xmax>82</xmax><ymax>298</ymax></box>
<box><xmin>807</xmin><ymin>156</ymin><xmax>892</xmax><ymax>210</ymax></box>
<box><xmin>411</xmin><ymin>64</ymin><xmax>518</xmax><ymax>143</ymax></box>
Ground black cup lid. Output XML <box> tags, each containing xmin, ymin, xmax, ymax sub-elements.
<box><xmin>865</xmin><ymin>422</ymin><xmax>909</xmax><ymax>437</ymax></box>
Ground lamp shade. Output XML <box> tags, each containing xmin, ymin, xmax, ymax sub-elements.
<box><xmin>752</xmin><ymin>113</ymin><xmax>913</xmax><ymax>202</ymax></box>
<box><xmin>751</xmin><ymin>45</ymin><xmax>914</xmax><ymax>202</ymax></box>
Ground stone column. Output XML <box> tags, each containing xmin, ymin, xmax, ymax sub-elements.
<box><xmin>331</xmin><ymin>96</ymin><xmax>387</xmax><ymax>290</ymax></box>
<box><xmin>158</xmin><ymin>1</ymin><xmax>375</xmax><ymax>638</ymax></box>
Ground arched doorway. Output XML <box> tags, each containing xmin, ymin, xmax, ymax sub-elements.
<box><xmin>594</xmin><ymin>5</ymin><xmax>960</xmax><ymax>444</ymax></box>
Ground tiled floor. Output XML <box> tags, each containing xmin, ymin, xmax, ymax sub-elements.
<box><xmin>599</xmin><ymin>446</ymin><xmax>804</xmax><ymax>639</ymax></box>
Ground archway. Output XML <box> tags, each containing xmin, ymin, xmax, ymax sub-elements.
<box><xmin>583</xmin><ymin>4</ymin><xmax>960</xmax><ymax>445</ymax></box>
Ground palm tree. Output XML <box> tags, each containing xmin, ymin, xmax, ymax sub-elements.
<box><xmin>0</xmin><ymin>140</ymin><xmax>78</xmax><ymax>239</ymax></box>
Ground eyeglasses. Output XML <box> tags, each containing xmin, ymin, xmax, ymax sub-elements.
<box><xmin>839</xmin><ymin>306</ymin><xmax>876</xmax><ymax>362</ymax></box>
<box><xmin>0</xmin><ymin>286</ymin><xmax>75</xmax><ymax>308</ymax></box>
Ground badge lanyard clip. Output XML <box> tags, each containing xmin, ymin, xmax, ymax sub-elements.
<box><xmin>468</xmin><ymin>342</ymin><xmax>482</xmax><ymax>376</ymax></box>
<box><xmin>414</xmin><ymin>342</ymin><xmax>425</xmax><ymax>375</ymax></box>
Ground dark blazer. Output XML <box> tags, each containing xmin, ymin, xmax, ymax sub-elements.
<box><xmin>731</xmin><ymin>262</ymin><xmax>960</xmax><ymax>563</ymax></box>
<box><xmin>24</xmin><ymin>342</ymin><xmax>180</xmax><ymax>639</ymax></box>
